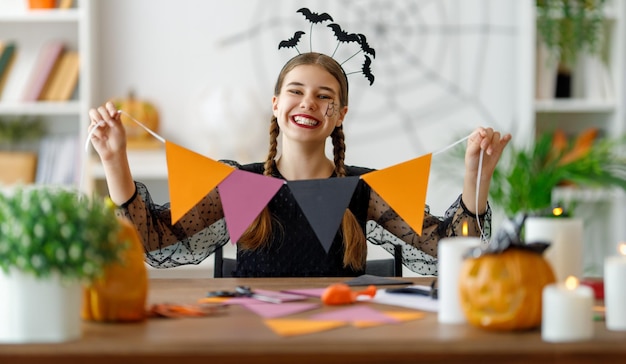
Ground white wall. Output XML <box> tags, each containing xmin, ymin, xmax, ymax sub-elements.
<box><xmin>92</xmin><ymin>0</ymin><xmax>525</xmax><ymax>276</ymax></box>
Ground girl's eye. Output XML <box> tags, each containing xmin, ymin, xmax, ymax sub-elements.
<box><xmin>318</xmin><ymin>95</ymin><xmax>332</xmax><ymax>100</ymax></box>
<box><xmin>287</xmin><ymin>89</ymin><xmax>302</xmax><ymax>95</ymax></box>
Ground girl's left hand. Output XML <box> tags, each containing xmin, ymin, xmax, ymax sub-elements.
<box><xmin>465</xmin><ymin>127</ymin><xmax>512</xmax><ymax>179</ymax></box>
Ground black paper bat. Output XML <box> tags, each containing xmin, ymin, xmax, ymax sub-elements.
<box><xmin>297</xmin><ymin>8</ymin><xmax>334</xmax><ymax>24</ymax></box>
<box><xmin>362</xmin><ymin>55</ymin><xmax>374</xmax><ymax>85</ymax></box>
<box><xmin>358</xmin><ymin>34</ymin><xmax>376</xmax><ymax>58</ymax></box>
<box><xmin>327</xmin><ymin>23</ymin><xmax>360</xmax><ymax>44</ymax></box>
<box><xmin>278</xmin><ymin>31</ymin><xmax>305</xmax><ymax>50</ymax></box>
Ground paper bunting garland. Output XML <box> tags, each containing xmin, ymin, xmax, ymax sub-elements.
<box><xmin>165</xmin><ymin>141</ymin><xmax>234</xmax><ymax>224</ymax></box>
<box><xmin>288</xmin><ymin>176</ymin><xmax>360</xmax><ymax>253</ymax></box>
<box><xmin>218</xmin><ymin>169</ymin><xmax>284</xmax><ymax>244</ymax></box>
<box><xmin>163</xmin><ymin>140</ymin><xmax>432</xmax><ymax>249</ymax></box>
<box><xmin>361</xmin><ymin>153</ymin><xmax>432</xmax><ymax>236</ymax></box>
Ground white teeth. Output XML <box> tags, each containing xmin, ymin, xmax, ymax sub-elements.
<box><xmin>293</xmin><ymin>116</ymin><xmax>318</xmax><ymax>126</ymax></box>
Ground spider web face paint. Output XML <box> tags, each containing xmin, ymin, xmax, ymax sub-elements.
<box><xmin>325</xmin><ymin>101</ymin><xmax>338</xmax><ymax>118</ymax></box>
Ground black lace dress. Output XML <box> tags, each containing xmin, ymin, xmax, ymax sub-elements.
<box><xmin>116</xmin><ymin>160</ymin><xmax>491</xmax><ymax>277</ymax></box>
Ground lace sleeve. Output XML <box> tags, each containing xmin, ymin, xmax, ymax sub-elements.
<box><xmin>116</xmin><ymin>181</ymin><xmax>230</xmax><ymax>268</ymax></box>
<box><xmin>367</xmin><ymin>192</ymin><xmax>491</xmax><ymax>275</ymax></box>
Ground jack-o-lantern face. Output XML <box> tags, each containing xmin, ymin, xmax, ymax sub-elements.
<box><xmin>459</xmin><ymin>248</ymin><xmax>556</xmax><ymax>331</ymax></box>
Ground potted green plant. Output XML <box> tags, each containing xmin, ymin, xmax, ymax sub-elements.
<box><xmin>489</xmin><ymin>128</ymin><xmax>626</xmax><ymax>217</ymax></box>
<box><xmin>0</xmin><ymin>186</ymin><xmax>124</xmax><ymax>343</ymax></box>
<box><xmin>536</xmin><ymin>0</ymin><xmax>608</xmax><ymax>69</ymax></box>
<box><xmin>535</xmin><ymin>0</ymin><xmax>608</xmax><ymax>98</ymax></box>
<box><xmin>0</xmin><ymin>115</ymin><xmax>46</xmax><ymax>185</ymax></box>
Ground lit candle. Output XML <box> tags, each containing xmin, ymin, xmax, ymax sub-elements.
<box><xmin>604</xmin><ymin>243</ymin><xmax>626</xmax><ymax>331</ymax></box>
<box><xmin>542</xmin><ymin>276</ymin><xmax>594</xmax><ymax>342</ymax></box>
<box><xmin>524</xmin><ymin>215</ymin><xmax>583</xmax><ymax>282</ymax></box>
<box><xmin>438</xmin><ymin>221</ymin><xmax>481</xmax><ymax>324</ymax></box>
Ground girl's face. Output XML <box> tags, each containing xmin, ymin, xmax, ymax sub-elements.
<box><xmin>272</xmin><ymin>64</ymin><xmax>348</xmax><ymax>145</ymax></box>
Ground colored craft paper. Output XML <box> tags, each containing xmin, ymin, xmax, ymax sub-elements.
<box><xmin>165</xmin><ymin>141</ymin><xmax>234</xmax><ymax>224</ymax></box>
<box><xmin>241</xmin><ymin>302</ymin><xmax>320</xmax><ymax>318</ymax></box>
<box><xmin>253</xmin><ymin>289</ymin><xmax>309</xmax><ymax>302</ymax></box>
<box><xmin>288</xmin><ymin>176</ymin><xmax>360</xmax><ymax>253</ymax></box>
<box><xmin>310</xmin><ymin>306</ymin><xmax>400</xmax><ymax>324</ymax></box>
<box><xmin>263</xmin><ymin>319</ymin><xmax>346</xmax><ymax>337</ymax></box>
<box><xmin>361</xmin><ymin>153</ymin><xmax>432</xmax><ymax>235</ymax></box>
<box><xmin>352</xmin><ymin>310</ymin><xmax>426</xmax><ymax>328</ymax></box>
<box><xmin>218</xmin><ymin>169</ymin><xmax>284</xmax><ymax>244</ymax></box>
<box><xmin>281</xmin><ymin>288</ymin><xmax>327</xmax><ymax>298</ymax></box>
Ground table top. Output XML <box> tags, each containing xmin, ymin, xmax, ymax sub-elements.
<box><xmin>1</xmin><ymin>277</ymin><xmax>625</xmax><ymax>364</ymax></box>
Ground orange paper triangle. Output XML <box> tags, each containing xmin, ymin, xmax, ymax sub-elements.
<box><xmin>165</xmin><ymin>141</ymin><xmax>234</xmax><ymax>224</ymax></box>
<box><xmin>361</xmin><ymin>154</ymin><xmax>432</xmax><ymax>235</ymax></box>
<box><xmin>263</xmin><ymin>319</ymin><xmax>346</xmax><ymax>337</ymax></box>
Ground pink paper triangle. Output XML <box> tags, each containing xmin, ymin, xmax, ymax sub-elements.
<box><xmin>217</xmin><ymin>169</ymin><xmax>284</xmax><ymax>243</ymax></box>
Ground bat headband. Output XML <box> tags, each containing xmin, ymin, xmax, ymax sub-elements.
<box><xmin>278</xmin><ymin>8</ymin><xmax>376</xmax><ymax>86</ymax></box>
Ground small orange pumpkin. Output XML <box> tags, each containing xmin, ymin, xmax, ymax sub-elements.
<box><xmin>459</xmin><ymin>248</ymin><xmax>556</xmax><ymax>331</ymax></box>
<box><xmin>111</xmin><ymin>91</ymin><xmax>160</xmax><ymax>149</ymax></box>
<box><xmin>82</xmin><ymin>216</ymin><xmax>148</xmax><ymax>322</ymax></box>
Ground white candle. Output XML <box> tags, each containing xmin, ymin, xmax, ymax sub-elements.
<box><xmin>524</xmin><ymin>217</ymin><xmax>583</xmax><ymax>282</ymax></box>
<box><xmin>542</xmin><ymin>276</ymin><xmax>594</xmax><ymax>342</ymax></box>
<box><xmin>604</xmin><ymin>243</ymin><xmax>626</xmax><ymax>331</ymax></box>
<box><xmin>437</xmin><ymin>236</ymin><xmax>481</xmax><ymax>324</ymax></box>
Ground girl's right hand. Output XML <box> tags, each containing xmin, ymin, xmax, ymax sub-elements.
<box><xmin>88</xmin><ymin>101</ymin><xmax>127</xmax><ymax>162</ymax></box>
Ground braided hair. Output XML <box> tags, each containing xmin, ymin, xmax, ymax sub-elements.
<box><xmin>238</xmin><ymin>53</ymin><xmax>367</xmax><ymax>269</ymax></box>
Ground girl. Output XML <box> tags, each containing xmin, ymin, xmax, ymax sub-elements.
<box><xmin>88</xmin><ymin>52</ymin><xmax>511</xmax><ymax>277</ymax></box>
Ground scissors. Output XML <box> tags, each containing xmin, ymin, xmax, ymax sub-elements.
<box><xmin>206</xmin><ymin>286</ymin><xmax>286</xmax><ymax>304</ymax></box>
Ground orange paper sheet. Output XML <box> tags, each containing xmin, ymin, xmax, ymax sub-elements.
<box><xmin>264</xmin><ymin>319</ymin><xmax>346</xmax><ymax>337</ymax></box>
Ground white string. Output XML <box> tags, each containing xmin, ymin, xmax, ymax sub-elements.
<box><xmin>432</xmin><ymin>135</ymin><xmax>469</xmax><ymax>156</ymax></box>
<box><xmin>80</xmin><ymin>109</ymin><xmax>166</xmax><ymax>194</ymax></box>
<box><xmin>433</xmin><ymin>134</ymin><xmax>486</xmax><ymax>242</ymax></box>
<box><xmin>81</xmin><ymin>111</ymin><xmax>488</xmax><ymax>241</ymax></box>
<box><xmin>476</xmin><ymin>149</ymin><xmax>487</xmax><ymax>243</ymax></box>
<box><xmin>118</xmin><ymin>110</ymin><xmax>166</xmax><ymax>143</ymax></box>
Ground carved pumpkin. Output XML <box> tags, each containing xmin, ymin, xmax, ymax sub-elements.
<box><xmin>82</xmin><ymin>216</ymin><xmax>148</xmax><ymax>322</ymax></box>
<box><xmin>459</xmin><ymin>248</ymin><xmax>556</xmax><ymax>331</ymax></box>
<box><xmin>111</xmin><ymin>91</ymin><xmax>160</xmax><ymax>148</ymax></box>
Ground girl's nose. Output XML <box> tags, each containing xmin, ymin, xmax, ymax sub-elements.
<box><xmin>300</xmin><ymin>94</ymin><xmax>316</xmax><ymax>110</ymax></box>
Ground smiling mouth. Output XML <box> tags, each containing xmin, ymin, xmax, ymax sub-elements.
<box><xmin>292</xmin><ymin>116</ymin><xmax>319</xmax><ymax>127</ymax></box>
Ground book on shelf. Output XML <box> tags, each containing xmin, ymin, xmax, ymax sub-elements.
<box><xmin>22</xmin><ymin>41</ymin><xmax>65</xmax><ymax>102</ymax></box>
<box><xmin>40</xmin><ymin>50</ymin><xmax>80</xmax><ymax>101</ymax></box>
<box><xmin>58</xmin><ymin>0</ymin><xmax>74</xmax><ymax>9</ymax></box>
<box><xmin>0</xmin><ymin>41</ymin><xmax>18</xmax><ymax>98</ymax></box>
<box><xmin>35</xmin><ymin>134</ymin><xmax>80</xmax><ymax>186</ymax></box>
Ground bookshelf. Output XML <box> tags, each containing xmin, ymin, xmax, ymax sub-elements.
<box><xmin>525</xmin><ymin>0</ymin><xmax>626</xmax><ymax>276</ymax></box>
<box><xmin>0</xmin><ymin>0</ymin><xmax>92</xmax><ymax>188</ymax></box>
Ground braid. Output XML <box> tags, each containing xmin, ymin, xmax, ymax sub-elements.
<box><xmin>332</xmin><ymin>126</ymin><xmax>367</xmax><ymax>270</ymax></box>
<box><xmin>239</xmin><ymin>116</ymin><xmax>280</xmax><ymax>250</ymax></box>
<box><xmin>331</xmin><ymin>126</ymin><xmax>347</xmax><ymax>177</ymax></box>
<box><xmin>264</xmin><ymin>117</ymin><xmax>280</xmax><ymax>176</ymax></box>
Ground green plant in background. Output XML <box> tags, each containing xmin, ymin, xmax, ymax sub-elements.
<box><xmin>0</xmin><ymin>187</ymin><xmax>125</xmax><ymax>282</ymax></box>
<box><xmin>0</xmin><ymin>116</ymin><xmax>46</xmax><ymax>151</ymax></box>
<box><xmin>536</xmin><ymin>0</ymin><xmax>608</xmax><ymax>68</ymax></box>
<box><xmin>490</xmin><ymin>129</ymin><xmax>626</xmax><ymax>217</ymax></box>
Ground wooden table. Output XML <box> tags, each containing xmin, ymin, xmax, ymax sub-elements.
<box><xmin>1</xmin><ymin>277</ymin><xmax>625</xmax><ymax>364</ymax></box>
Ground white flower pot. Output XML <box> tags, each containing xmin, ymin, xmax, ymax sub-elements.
<box><xmin>0</xmin><ymin>269</ymin><xmax>82</xmax><ymax>343</ymax></box>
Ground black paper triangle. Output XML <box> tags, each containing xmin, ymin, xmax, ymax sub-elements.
<box><xmin>287</xmin><ymin>176</ymin><xmax>360</xmax><ymax>253</ymax></box>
